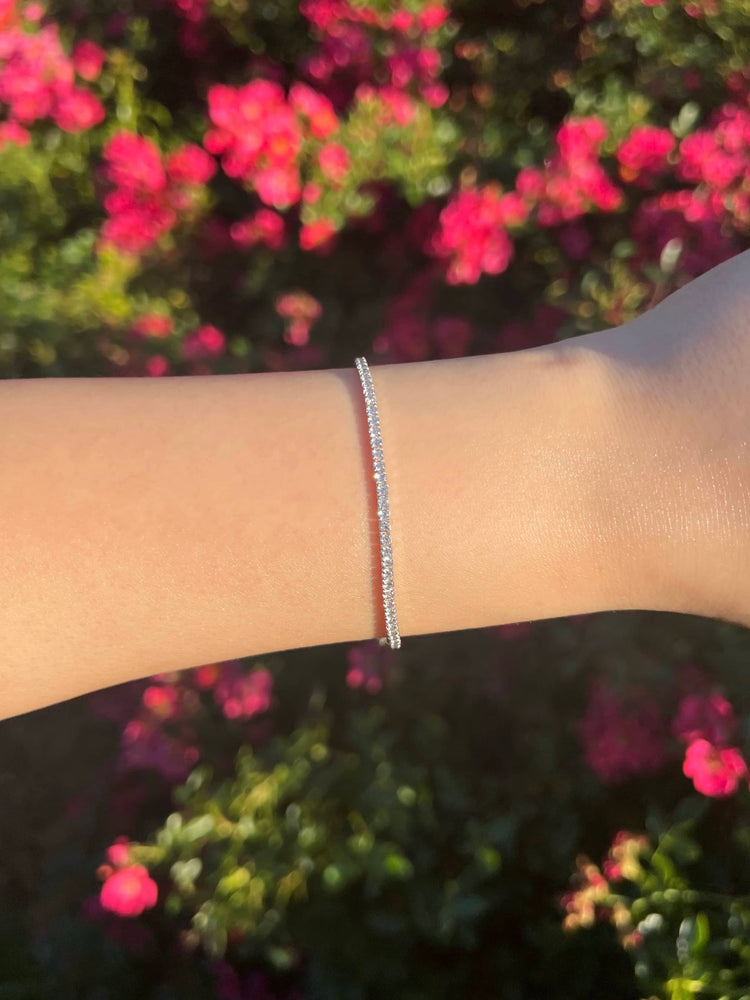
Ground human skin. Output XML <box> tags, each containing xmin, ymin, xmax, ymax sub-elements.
<box><xmin>582</xmin><ymin>247</ymin><xmax>750</xmax><ymax>629</ymax></box>
<box><xmin>0</xmin><ymin>248</ymin><xmax>749</xmax><ymax>721</ymax></box>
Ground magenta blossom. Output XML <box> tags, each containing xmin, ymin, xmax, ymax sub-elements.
<box><xmin>683</xmin><ymin>738</ymin><xmax>747</xmax><ymax>797</ymax></box>
<box><xmin>100</xmin><ymin>865</ymin><xmax>158</xmax><ymax>917</ymax></box>
<box><xmin>71</xmin><ymin>38</ymin><xmax>106</xmax><ymax>80</ymax></box>
<box><xmin>427</xmin><ymin>182</ymin><xmax>522</xmax><ymax>284</ymax></box>
<box><xmin>213</xmin><ymin>665</ymin><xmax>273</xmax><ymax>720</ymax></box>
<box><xmin>616</xmin><ymin>124</ymin><xmax>675</xmax><ymax>184</ymax></box>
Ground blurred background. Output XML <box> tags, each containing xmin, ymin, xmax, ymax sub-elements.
<box><xmin>1</xmin><ymin>0</ymin><xmax>750</xmax><ymax>996</ymax></box>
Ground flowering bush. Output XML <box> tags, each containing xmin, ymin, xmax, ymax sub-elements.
<box><xmin>1</xmin><ymin>0</ymin><xmax>750</xmax><ymax>996</ymax></box>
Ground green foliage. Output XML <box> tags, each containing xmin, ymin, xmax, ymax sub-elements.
<box><xmin>560</xmin><ymin>793</ymin><xmax>750</xmax><ymax>999</ymax></box>
<box><xmin>145</xmin><ymin>709</ymin><xmax>508</xmax><ymax>975</ymax></box>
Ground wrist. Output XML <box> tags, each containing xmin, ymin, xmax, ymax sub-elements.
<box><xmin>579</xmin><ymin>314</ymin><xmax>741</xmax><ymax>627</ymax></box>
<box><xmin>370</xmin><ymin>339</ymin><xmax>646</xmax><ymax>636</ymax></box>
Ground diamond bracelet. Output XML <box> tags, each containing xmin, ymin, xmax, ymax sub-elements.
<box><xmin>354</xmin><ymin>357</ymin><xmax>401</xmax><ymax>650</ymax></box>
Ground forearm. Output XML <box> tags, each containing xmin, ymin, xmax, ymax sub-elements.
<box><xmin>0</xmin><ymin>340</ymin><xmax>663</xmax><ymax>720</ymax></box>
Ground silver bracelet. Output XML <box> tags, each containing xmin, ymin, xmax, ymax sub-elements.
<box><xmin>354</xmin><ymin>357</ymin><xmax>401</xmax><ymax>649</ymax></box>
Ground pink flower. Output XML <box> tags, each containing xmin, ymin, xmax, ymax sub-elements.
<box><xmin>254</xmin><ymin>165</ymin><xmax>301</xmax><ymax>208</ymax></box>
<box><xmin>229</xmin><ymin>208</ymin><xmax>285</xmax><ymax>250</ymax></box>
<box><xmin>23</xmin><ymin>1</ymin><xmax>44</xmax><ymax>21</ymax></box>
<box><xmin>100</xmin><ymin>131</ymin><xmax>217</xmax><ymax>255</ymax></box>
<box><xmin>428</xmin><ymin>183</ymin><xmax>518</xmax><ymax>284</ymax></box>
<box><xmin>130</xmin><ymin>313</ymin><xmax>173</xmax><ymax>339</ymax></box>
<box><xmin>0</xmin><ymin>21</ymin><xmax>105</xmax><ymax>136</ymax></box>
<box><xmin>629</xmin><ymin>188</ymin><xmax>730</xmax><ymax>278</ymax></box>
<box><xmin>684</xmin><ymin>0</ymin><xmax>720</xmax><ymax>14</ymax></box>
<box><xmin>386</xmin><ymin>46</ymin><xmax>442</xmax><ymax>95</ymax></box>
<box><xmin>206</xmin><ymin>80</ymin><xmax>308</xmax><ymax>207</ymax></box>
<box><xmin>418</xmin><ymin>3</ymin><xmax>450</xmax><ymax>30</ymax></box>
<box><xmin>616</xmin><ymin>125</ymin><xmax>675</xmax><ymax>182</ymax></box>
<box><xmin>390</xmin><ymin>10</ymin><xmax>413</xmax><ymax>31</ymax></box>
<box><xmin>300</xmin><ymin>18</ymin><xmax>374</xmax><ymax>88</ymax></box>
<box><xmin>299</xmin><ymin>217</ymin><xmax>337</xmax><ymax>250</ymax></box>
<box><xmin>194</xmin><ymin>663</ymin><xmax>220</xmax><ymax>689</ymax></box>
<box><xmin>102</xmin><ymin>131</ymin><xmax>166</xmax><ymax>193</ymax></box>
<box><xmin>556</xmin><ymin>116</ymin><xmax>609</xmax><ymax>161</ymax></box>
<box><xmin>146</xmin><ymin>356</ymin><xmax>170</xmax><ymax>377</ymax></box>
<box><xmin>288</xmin><ymin>81</ymin><xmax>339</xmax><ymax>139</ymax></box>
<box><xmin>100</xmin><ymin>865</ymin><xmax>158</xmax><ymax>917</ymax></box>
<box><xmin>0</xmin><ymin>23</ymin><xmax>71</xmax><ymax>122</ymax></box>
<box><xmin>676</xmin><ymin>106</ymin><xmax>750</xmax><ymax>192</ymax></box>
<box><xmin>299</xmin><ymin>0</ymin><xmax>345</xmax><ymax>31</ymax></box>
<box><xmin>525</xmin><ymin>125</ymin><xmax>625</xmax><ymax>227</ymax></box>
<box><xmin>167</xmin><ymin>0</ymin><xmax>212</xmax><ymax>23</ymax></box>
<box><xmin>181</xmin><ymin>323</ymin><xmax>225</xmax><ymax>360</ymax></box>
<box><xmin>672</xmin><ymin>691</ymin><xmax>737</xmax><ymax>746</ymax></box>
<box><xmin>264</xmin><ymin>120</ymin><xmax>304</xmax><ymax>167</ymax></box>
<box><xmin>165</xmin><ymin>143</ymin><xmax>216</xmax><ymax>186</ymax></box>
<box><xmin>679</xmin><ymin>130</ymin><xmax>745</xmax><ymax>189</ymax></box>
<box><xmin>346</xmin><ymin>665</ymin><xmax>381</xmax><ymax>693</ymax></box>
<box><xmin>142</xmin><ymin>684</ymin><xmax>180</xmax><ymax>720</ymax></box>
<box><xmin>274</xmin><ymin>291</ymin><xmax>322</xmax><ymax>321</ymax></box>
<box><xmin>345</xmin><ymin>641</ymin><xmax>395</xmax><ymax>694</ymax></box>
<box><xmin>378</xmin><ymin>85</ymin><xmax>416</xmax><ymax>126</ymax></box>
<box><xmin>683</xmin><ymin>738</ymin><xmax>747</xmax><ymax>797</ymax></box>
<box><xmin>274</xmin><ymin>289</ymin><xmax>322</xmax><ymax>346</ymax></box>
<box><xmin>52</xmin><ymin>87</ymin><xmax>105</xmax><ymax>131</ymax></box>
<box><xmin>100</xmin><ymin>196</ymin><xmax>175</xmax><ymax>254</ymax></box>
<box><xmin>318</xmin><ymin>142</ymin><xmax>350</xmax><ymax>183</ymax></box>
<box><xmin>421</xmin><ymin>81</ymin><xmax>449</xmax><ymax>107</ymax></box>
<box><xmin>0</xmin><ymin>119</ymin><xmax>30</xmax><ymax>147</ymax></box>
<box><xmin>539</xmin><ymin>159</ymin><xmax>623</xmax><ymax>224</ymax></box>
<box><xmin>72</xmin><ymin>39</ymin><xmax>106</xmax><ymax>80</ymax></box>
<box><xmin>516</xmin><ymin>166</ymin><xmax>546</xmax><ymax>201</ymax></box>
<box><xmin>214</xmin><ymin>665</ymin><xmax>273</xmax><ymax>720</ymax></box>
<box><xmin>302</xmin><ymin>181</ymin><xmax>323</xmax><ymax>203</ymax></box>
<box><xmin>106</xmin><ymin>836</ymin><xmax>131</xmax><ymax>868</ymax></box>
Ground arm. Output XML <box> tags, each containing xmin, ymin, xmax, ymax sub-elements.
<box><xmin>0</xmin><ymin>343</ymin><xmax>626</xmax><ymax>720</ymax></box>
<box><xmin>2</xmin><ymin>249</ymin><xmax>749</xmax><ymax>721</ymax></box>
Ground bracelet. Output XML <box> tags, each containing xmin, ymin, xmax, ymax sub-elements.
<box><xmin>354</xmin><ymin>357</ymin><xmax>401</xmax><ymax>650</ymax></box>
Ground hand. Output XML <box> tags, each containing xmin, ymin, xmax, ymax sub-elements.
<box><xmin>585</xmin><ymin>248</ymin><xmax>750</xmax><ymax>628</ymax></box>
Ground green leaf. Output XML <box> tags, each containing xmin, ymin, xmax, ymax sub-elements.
<box><xmin>650</xmin><ymin>849</ymin><xmax>677</xmax><ymax>887</ymax></box>
<box><xmin>171</xmin><ymin>857</ymin><xmax>202</xmax><ymax>886</ymax></box>
<box><xmin>382</xmin><ymin>852</ymin><xmax>414</xmax><ymax>879</ymax></box>
<box><xmin>166</xmin><ymin>813</ymin><xmax>183</xmax><ymax>833</ymax></box>
<box><xmin>671</xmin><ymin>101</ymin><xmax>701</xmax><ymax>138</ymax></box>
<box><xmin>218</xmin><ymin>866</ymin><xmax>251</xmax><ymax>895</ymax></box>
<box><xmin>659</xmin><ymin>238</ymin><xmax>683</xmax><ymax>275</ymax></box>
<box><xmin>183</xmin><ymin>814</ymin><xmax>215</xmax><ymax>841</ymax></box>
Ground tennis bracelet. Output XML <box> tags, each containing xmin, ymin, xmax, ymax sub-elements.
<box><xmin>354</xmin><ymin>357</ymin><xmax>402</xmax><ymax>649</ymax></box>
